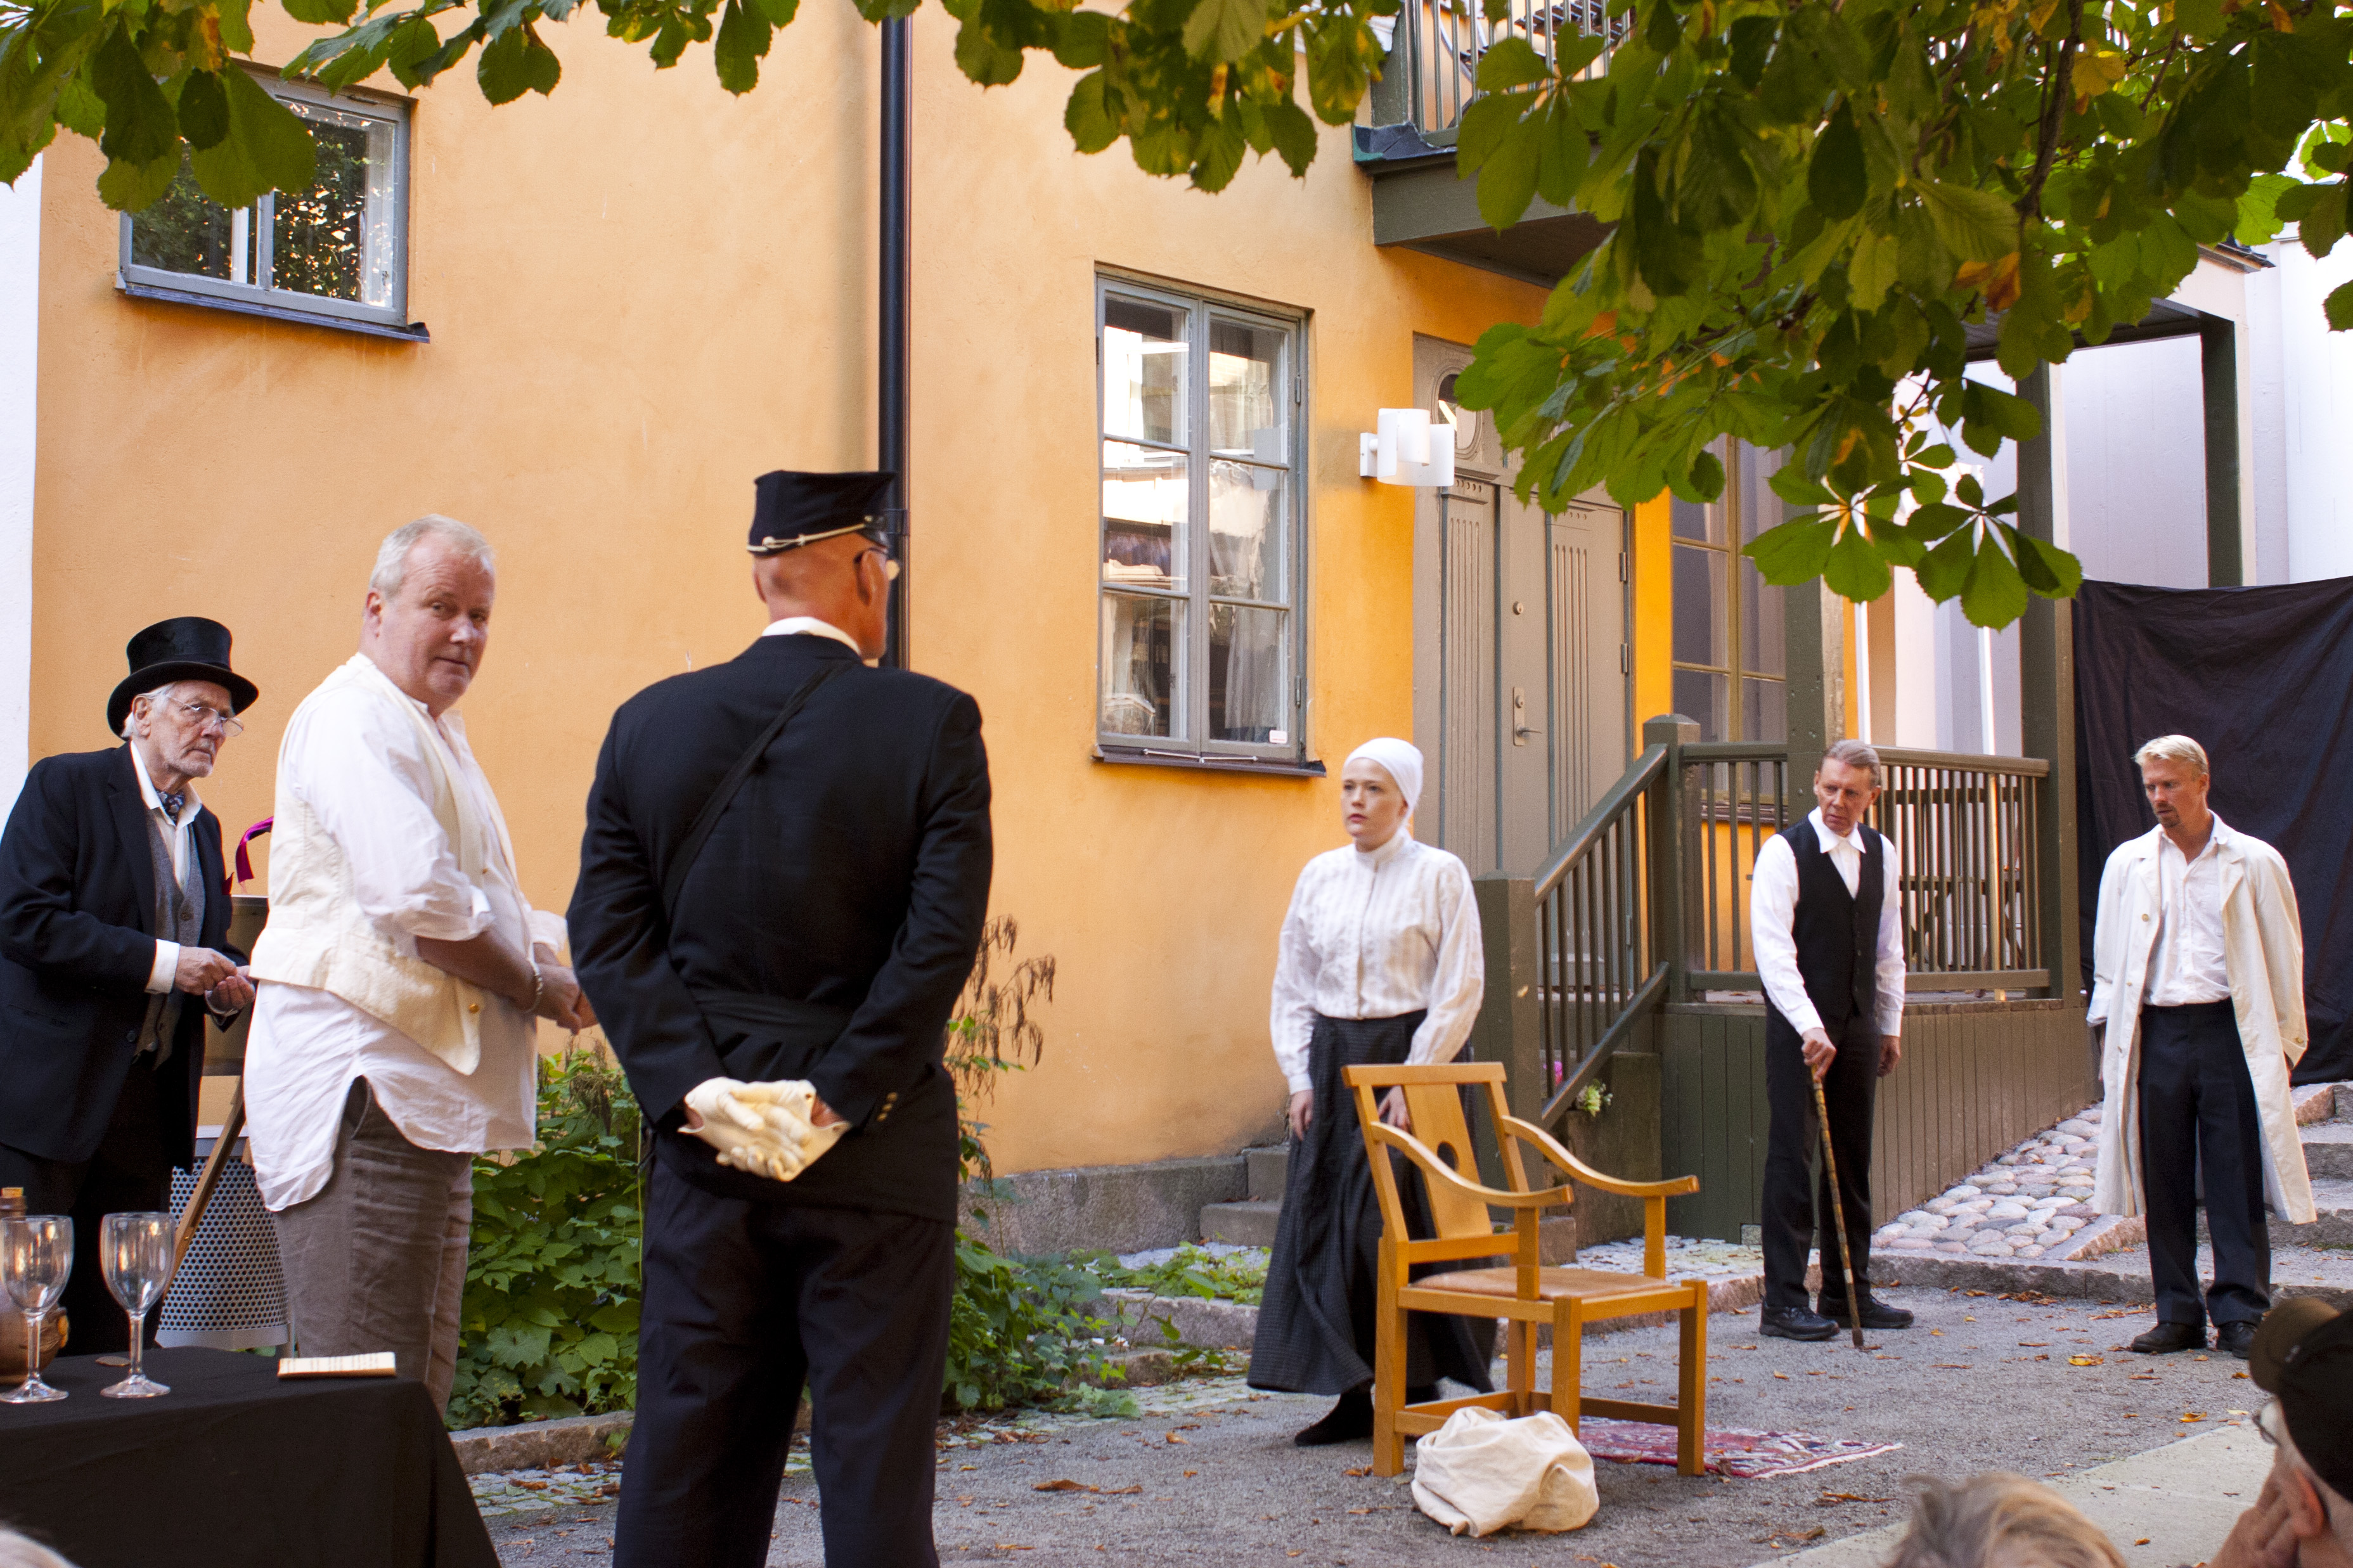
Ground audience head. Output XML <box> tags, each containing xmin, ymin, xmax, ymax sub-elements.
<box><xmin>2251</xmin><ymin>1299</ymin><xmax>2353</xmax><ymax>1563</ymax></box>
<box><xmin>361</xmin><ymin>515</ymin><xmax>497</xmax><ymax>716</ymax></box>
<box><xmin>1882</xmin><ymin>1473</ymin><xmax>2125</xmax><ymax>1568</ymax></box>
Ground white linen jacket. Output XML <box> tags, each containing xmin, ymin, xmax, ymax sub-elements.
<box><xmin>2086</xmin><ymin>819</ymin><xmax>2314</xmax><ymax>1223</ymax></box>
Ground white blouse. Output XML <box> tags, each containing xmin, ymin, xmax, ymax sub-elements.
<box><xmin>1268</xmin><ymin>830</ymin><xmax>1485</xmax><ymax>1095</ymax></box>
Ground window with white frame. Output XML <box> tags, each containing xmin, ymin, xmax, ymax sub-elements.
<box><xmin>1097</xmin><ymin>278</ymin><xmax>1306</xmax><ymax>764</ymax></box>
<box><xmin>120</xmin><ymin>74</ymin><xmax>410</xmax><ymax>332</ymax></box>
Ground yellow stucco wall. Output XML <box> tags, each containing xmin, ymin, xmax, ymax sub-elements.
<box><xmin>33</xmin><ymin>15</ymin><xmax>1546</xmax><ymax>1171</ymax></box>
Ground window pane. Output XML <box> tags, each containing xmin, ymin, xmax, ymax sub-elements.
<box><xmin>1103</xmin><ymin>295</ymin><xmax>1187</xmax><ymax>446</ymax></box>
<box><xmin>1208</xmin><ymin>461</ymin><xmax>1285</xmax><ymax>601</ymax></box>
<box><xmin>273</xmin><ymin>103</ymin><xmax>398</xmax><ymax>305</ymax></box>
<box><xmin>1737</xmin><ymin>442</ymin><xmax>1785</xmax><ymax>543</ymax></box>
<box><xmin>1671</xmin><ymin>494</ymin><xmax>1722</xmax><ymax>543</ymax></box>
<box><xmin>1210</xmin><ymin>604</ymin><xmax>1288</xmax><ymax>742</ymax></box>
<box><xmin>1741</xmin><ymin>556</ymin><xmax>1786</xmax><ymax>677</ymax></box>
<box><xmin>1673</xmin><ymin>669</ymin><xmax>1729</xmax><ymax>743</ymax></box>
<box><xmin>1672</xmin><ymin>544</ymin><xmax>1727</xmax><ymax>667</ymax></box>
<box><xmin>1208</xmin><ymin>317</ymin><xmax>1286</xmax><ymax>460</ymax></box>
<box><xmin>129</xmin><ymin>162</ymin><xmax>256</xmax><ymax>285</ymax></box>
<box><xmin>1101</xmin><ymin>594</ymin><xmax>1182</xmax><ymax>738</ymax></box>
<box><xmin>1102</xmin><ymin>443</ymin><xmax>1187</xmax><ymax>591</ymax></box>
<box><xmin>1743</xmin><ymin>677</ymin><xmax>1787</xmax><ymax>743</ymax></box>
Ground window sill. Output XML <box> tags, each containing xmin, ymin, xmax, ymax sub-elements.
<box><xmin>1093</xmin><ymin>745</ymin><xmax>1327</xmax><ymax>778</ymax></box>
<box><xmin>118</xmin><ymin>278</ymin><xmax>430</xmax><ymax>343</ymax></box>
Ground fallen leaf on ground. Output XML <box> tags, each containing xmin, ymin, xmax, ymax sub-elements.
<box><xmin>2181</xmin><ymin>1413</ymin><xmax>2206</xmax><ymax>1422</ymax></box>
<box><xmin>1166</xmin><ymin>1433</ymin><xmax>1188</xmax><ymax>1444</ymax></box>
<box><xmin>2068</xmin><ymin>1355</ymin><xmax>2103</xmax><ymax>1366</ymax></box>
<box><xmin>2019</xmin><ymin>1342</ymin><xmax>2049</xmax><ymax>1347</ymax></box>
<box><xmin>1031</xmin><ymin>1481</ymin><xmax>1141</xmax><ymax>1495</ymax></box>
<box><xmin>2134</xmin><ymin>1539</ymin><xmax>2150</xmax><ymax>1546</ymax></box>
<box><xmin>1342</xmin><ymin>1465</ymin><xmax>1372</xmax><ymax>1477</ymax></box>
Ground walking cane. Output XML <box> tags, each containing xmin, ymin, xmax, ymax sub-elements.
<box><xmin>1810</xmin><ymin>1070</ymin><xmax>1867</xmax><ymax>1351</ymax></box>
<box><xmin>172</xmin><ymin>1079</ymin><xmax>244</xmax><ymax>1275</ymax></box>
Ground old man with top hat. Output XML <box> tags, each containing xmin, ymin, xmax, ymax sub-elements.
<box><xmin>570</xmin><ymin>471</ymin><xmax>993</xmax><ymax>1568</ymax></box>
<box><xmin>0</xmin><ymin>618</ymin><xmax>259</xmax><ymax>1352</ymax></box>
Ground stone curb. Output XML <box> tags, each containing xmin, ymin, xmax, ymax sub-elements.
<box><xmin>450</xmin><ymin>1410</ymin><xmax>634</xmax><ymax>1476</ymax></box>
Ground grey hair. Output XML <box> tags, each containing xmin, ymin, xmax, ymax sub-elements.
<box><xmin>1883</xmin><ymin>1474</ymin><xmax>2127</xmax><ymax>1568</ymax></box>
<box><xmin>371</xmin><ymin>515</ymin><xmax>496</xmax><ymax>601</ymax></box>
<box><xmin>2133</xmin><ymin>733</ymin><xmax>2209</xmax><ymax>778</ymax></box>
<box><xmin>1822</xmin><ymin>737</ymin><xmax>1883</xmax><ymax>785</ymax></box>
<box><xmin>120</xmin><ymin>681</ymin><xmax>185</xmax><ymax>740</ymax></box>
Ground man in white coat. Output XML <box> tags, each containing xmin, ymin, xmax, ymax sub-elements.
<box><xmin>2089</xmin><ymin>734</ymin><xmax>2314</xmax><ymax>1360</ymax></box>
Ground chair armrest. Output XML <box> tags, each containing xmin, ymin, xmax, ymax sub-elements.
<box><xmin>1363</xmin><ymin>1122</ymin><xmax>1573</xmax><ymax>1212</ymax></box>
<box><xmin>1499</xmin><ymin>1115</ymin><xmax>1699</xmax><ymax>1198</ymax></box>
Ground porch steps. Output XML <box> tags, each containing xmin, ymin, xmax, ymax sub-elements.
<box><xmin>1199</xmin><ymin>1145</ymin><xmax>1288</xmax><ymax>1247</ymax></box>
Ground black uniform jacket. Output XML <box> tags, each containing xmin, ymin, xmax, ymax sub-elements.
<box><xmin>568</xmin><ymin>634</ymin><xmax>992</xmax><ymax>1223</ymax></box>
<box><xmin>0</xmin><ymin>745</ymin><xmax>234</xmax><ymax>1167</ymax></box>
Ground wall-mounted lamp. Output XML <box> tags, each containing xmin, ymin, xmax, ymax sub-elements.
<box><xmin>1358</xmin><ymin>408</ymin><xmax>1455</xmax><ymax>487</ymax></box>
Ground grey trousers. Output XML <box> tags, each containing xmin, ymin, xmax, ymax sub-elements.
<box><xmin>270</xmin><ymin>1078</ymin><xmax>474</xmax><ymax>1413</ymax></box>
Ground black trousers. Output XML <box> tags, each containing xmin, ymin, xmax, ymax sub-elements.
<box><xmin>0</xmin><ymin>1069</ymin><xmax>174</xmax><ymax>1356</ymax></box>
<box><xmin>2138</xmin><ymin>1001</ymin><xmax>2271</xmax><ymax>1330</ymax></box>
<box><xmin>616</xmin><ymin>1149</ymin><xmax>955</xmax><ymax>1568</ymax></box>
<box><xmin>1761</xmin><ymin>1013</ymin><xmax>1881</xmax><ymax>1313</ymax></box>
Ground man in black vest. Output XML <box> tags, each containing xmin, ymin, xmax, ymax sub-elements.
<box><xmin>570</xmin><ymin>471</ymin><xmax>991</xmax><ymax>1568</ymax></box>
<box><xmin>1748</xmin><ymin>738</ymin><xmax>1912</xmax><ymax>1341</ymax></box>
<box><xmin>0</xmin><ymin>618</ymin><xmax>258</xmax><ymax>1352</ymax></box>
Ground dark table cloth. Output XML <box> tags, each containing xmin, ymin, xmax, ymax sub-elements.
<box><xmin>0</xmin><ymin>1348</ymin><xmax>496</xmax><ymax>1568</ymax></box>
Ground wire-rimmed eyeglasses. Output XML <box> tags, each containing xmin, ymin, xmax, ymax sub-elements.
<box><xmin>169</xmin><ymin>699</ymin><xmax>244</xmax><ymax>738</ymax></box>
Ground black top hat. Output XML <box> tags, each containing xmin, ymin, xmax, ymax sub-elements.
<box><xmin>747</xmin><ymin>471</ymin><xmax>898</xmax><ymax>555</ymax></box>
<box><xmin>106</xmin><ymin>617</ymin><xmax>261</xmax><ymax>736</ymax></box>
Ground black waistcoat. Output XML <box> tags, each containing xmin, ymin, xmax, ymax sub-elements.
<box><xmin>1765</xmin><ymin>818</ymin><xmax>1886</xmax><ymax>1038</ymax></box>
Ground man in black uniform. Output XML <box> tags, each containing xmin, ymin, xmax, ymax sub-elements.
<box><xmin>0</xmin><ymin>618</ymin><xmax>257</xmax><ymax>1352</ymax></box>
<box><xmin>1747</xmin><ymin>738</ymin><xmax>1912</xmax><ymax>1342</ymax></box>
<box><xmin>569</xmin><ymin>471</ymin><xmax>991</xmax><ymax>1568</ymax></box>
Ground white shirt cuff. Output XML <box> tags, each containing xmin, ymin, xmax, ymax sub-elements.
<box><xmin>1286</xmin><ymin>1072</ymin><xmax>1312</xmax><ymax>1096</ymax></box>
<box><xmin>1874</xmin><ymin>1008</ymin><xmax>1902</xmax><ymax>1037</ymax></box>
<box><xmin>147</xmin><ymin>939</ymin><xmax>179</xmax><ymax>995</ymax></box>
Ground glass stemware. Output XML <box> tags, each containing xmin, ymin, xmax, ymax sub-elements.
<box><xmin>1</xmin><ymin>1215</ymin><xmax>72</xmax><ymax>1404</ymax></box>
<box><xmin>100</xmin><ymin>1212</ymin><xmax>173</xmax><ymax>1398</ymax></box>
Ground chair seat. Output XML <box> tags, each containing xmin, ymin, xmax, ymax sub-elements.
<box><xmin>1417</xmin><ymin>1266</ymin><xmax>1673</xmax><ymax>1302</ymax></box>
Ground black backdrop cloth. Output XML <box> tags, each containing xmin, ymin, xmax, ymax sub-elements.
<box><xmin>0</xmin><ymin>1347</ymin><xmax>496</xmax><ymax>1568</ymax></box>
<box><xmin>2072</xmin><ymin>577</ymin><xmax>2353</xmax><ymax>1084</ymax></box>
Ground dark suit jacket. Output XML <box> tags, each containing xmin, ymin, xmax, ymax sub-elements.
<box><xmin>569</xmin><ymin>634</ymin><xmax>993</xmax><ymax>1223</ymax></box>
<box><xmin>0</xmin><ymin>745</ymin><xmax>233</xmax><ymax>1168</ymax></box>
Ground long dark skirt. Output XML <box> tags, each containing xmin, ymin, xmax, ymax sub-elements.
<box><xmin>1246</xmin><ymin>1012</ymin><xmax>1496</xmax><ymax>1396</ymax></box>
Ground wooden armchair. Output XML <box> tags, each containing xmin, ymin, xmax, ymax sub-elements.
<box><xmin>1341</xmin><ymin>1060</ymin><xmax>1708</xmax><ymax>1478</ymax></box>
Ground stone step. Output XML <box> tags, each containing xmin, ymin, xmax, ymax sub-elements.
<box><xmin>2303</xmin><ymin>1121</ymin><xmax>2353</xmax><ymax>1179</ymax></box>
<box><xmin>2276</xmin><ymin>1176</ymin><xmax>2353</xmax><ymax>1249</ymax></box>
<box><xmin>1244</xmin><ymin>1145</ymin><xmax>1289</xmax><ymax>1201</ymax></box>
<box><xmin>1201</xmin><ymin>1199</ymin><xmax>1283</xmax><ymax>1247</ymax></box>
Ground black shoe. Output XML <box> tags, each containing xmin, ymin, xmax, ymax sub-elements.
<box><xmin>1294</xmin><ymin>1387</ymin><xmax>1374</xmax><ymax>1446</ymax></box>
<box><xmin>1760</xmin><ymin>1305</ymin><xmax>1839</xmax><ymax>1342</ymax></box>
<box><xmin>2216</xmin><ymin>1321</ymin><xmax>2258</xmax><ymax>1360</ymax></box>
<box><xmin>1818</xmin><ymin>1292</ymin><xmax>1914</xmax><ymax>1331</ymax></box>
<box><xmin>1405</xmin><ymin>1384</ymin><xmax>1440</xmax><ymax>1406</ymax></box>
<box><xmin>2129</xmin><ymin>1321</ymin><xmax>2207</xmax><ymax>1354</ymax></box>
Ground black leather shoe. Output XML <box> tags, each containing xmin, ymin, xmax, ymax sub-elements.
<box><xmin>1818</xmin><ymin>1292</ymin><xmax>1914</xmax><ymax>1331</ymax></box>
<box><xmin>1294</xmin><ymin>1387</ymin><xmax>1374</xmax><ymax>1446</ymax></box>
<box><xmin>2129</xmin><ymin>1321</ymin><xmax>2207</xmax><ymax>1354</ymax></box>
<box><xmin>1760</xmin><ymin>1304</ymin><xmax>1839</xmax><ymax>1341</ymax></box>
<box><xmin>2216</xmin><ymin>1321</ymin><xmax>2259</xmax><ymax>1360</ymax></box>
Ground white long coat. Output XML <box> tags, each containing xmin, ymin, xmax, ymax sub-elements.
<box><xmin>2087</xmin><ymin>820</ymin><xmax>2315</xmax><ymax>1223</ymax></box>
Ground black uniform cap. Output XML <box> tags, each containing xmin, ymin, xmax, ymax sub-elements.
<box><xmin>2251</xmin><ymin>1298</ymin><xmax>2353</xmax><ymax>1502</ymax></box>
<box><xmin>747</xmin><ymin>471</ymin><xmax>897</xmax><ymax>555</ymax></box>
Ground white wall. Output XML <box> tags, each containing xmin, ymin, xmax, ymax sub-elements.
<box><xmin>2061</xmin><ymin>336</ymin><xmax>2209</xmax><ymax>588</ymax></box>
<box><xmin>2266</xmin><ymin>238</ymin><xmax>2353</xmax><ymax>582</ymax></box>
<box><xmin>0</xmin><ymin>158</ymin><xmax>37</xmax><ymax>817</ymax></box>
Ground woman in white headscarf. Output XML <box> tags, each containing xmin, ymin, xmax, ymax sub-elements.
<box><xmin>1246</xmin><ymin>738</ymin><xmax>1491</xmax><ymax>1446</ymax></box>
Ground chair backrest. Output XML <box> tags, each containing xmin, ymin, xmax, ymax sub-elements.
<box><xmin>1341</xmin><ymin>1062</ymin><xmax>1518</xmax><ymax>1245</ymax></box>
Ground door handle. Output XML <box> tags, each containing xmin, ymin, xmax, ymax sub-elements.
<box><xmin>1511</xmin><ymin>686</ymin><xmax>1541</xmax><ymax>745</ymax></box>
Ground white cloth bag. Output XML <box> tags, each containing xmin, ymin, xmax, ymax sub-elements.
<box><xmin>1410</xmin><ymin>1406</ymin><xmax>1599</xmax><ymax>1536</ymax></box>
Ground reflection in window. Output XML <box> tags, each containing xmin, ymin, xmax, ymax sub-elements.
<box><xmin>121</xmin><ymin>79</ymin><xmax>408</xmax><ymax>327</ymax></box>
<box><xmin>1670</xmin><ymin>440</ymin><xmax>1787</xmax><ymax>742</ymax></box>
<box><xmin>1098</xmin><ymin>281</ymin><xmax>1303</xmax><ymax>757</ymax></box>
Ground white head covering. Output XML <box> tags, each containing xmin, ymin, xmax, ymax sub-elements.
<box><xmin>1344</xmin><ymin>737</ymin><xmax>1424</xmax><ymax>818</ymax></box>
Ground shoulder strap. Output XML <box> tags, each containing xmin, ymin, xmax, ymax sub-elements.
<box><xmin>661</xmin><ymin>660</ymin><xmax>853</xmax><ymax>923</ymax></box>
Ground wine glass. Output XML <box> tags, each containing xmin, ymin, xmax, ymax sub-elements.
<box><xmin>100</xmin><ymin>1212</ymin><xmax>173</xmax><ymax>1399</ymax></box>
<box><xmin>1</xmin><ymin>1214</ymin><xmax>72</xmax><ymax>1404</ymax></box>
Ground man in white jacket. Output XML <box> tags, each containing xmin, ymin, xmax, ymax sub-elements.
<box><xmin>2088</xmin><ymin>734</ymin><xmax>2313</xmax><ymax>1361</ymax></box>
<box><xmin>245</xmin><ymin>516</ymin><xmax>593</xmax><ymax>1411</ymax></box>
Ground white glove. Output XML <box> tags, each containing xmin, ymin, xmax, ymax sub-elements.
<box><xmin>683</xmin><ymin>1077</ymin><xmax>847</xmax><ymax>1182</ymax></box>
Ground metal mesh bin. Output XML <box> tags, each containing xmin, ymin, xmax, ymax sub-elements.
<box><xmin>158</xmin><ymin>1134</ymin><xmax>288</xmax><ymax>1351</ymax></box>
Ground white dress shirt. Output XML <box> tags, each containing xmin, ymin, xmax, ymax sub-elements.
<box><xmin>1749</xmin><ymin>808</ymin><xmax>1906</xmax><ymax>1039</ymax></box>
<box><xmin>243</xmin><ymin>662</ymin><xmax>546</xmax><ymax>1211</ymax></box>
<box><xmin>2146</xmin><ymin>818</ymin><xmax>2231</xmax><ymax>1006</ymax></box>
<box><xmin>129</xmin><ymin>742</ymin><xmax>200</xmax><ymax>996</ymax></box>
<box><xmin>1268</xmin><ymin>830</ymin><xmax>1485</xmax><ymax>1095</ymax></box>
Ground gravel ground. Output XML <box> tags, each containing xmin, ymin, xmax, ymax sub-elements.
<box><xmin>484</xmin><ymin>1283</ymin><xmax>2264</xmax><ymax>1568</ymax></box>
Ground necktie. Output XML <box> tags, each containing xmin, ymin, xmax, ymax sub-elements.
<box><xmin>160</xmin><ymin>793</ymin><xmax>184</xmax><ymax>823</ymax></box>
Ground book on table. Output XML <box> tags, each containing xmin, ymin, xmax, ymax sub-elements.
<box><xmin>276</xmin><ymin>1351</ymin><xmax>398</xmax><ymax>1378</ymax></box>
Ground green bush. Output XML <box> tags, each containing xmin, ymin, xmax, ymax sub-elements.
<box><xmin>1077</xmin><ymin>1243</ymin><xmax>1268</xmax><ymax>1306</ymax></box>
<box><xmin>446</xmin><ymin>1044</ymin><xmax>645</xmax><ymax>1430</ymax></box>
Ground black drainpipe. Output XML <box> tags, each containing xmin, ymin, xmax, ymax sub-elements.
<box><xmin>879</xmin><ymin>16</ymin><xmax>912</xmax><ymax>670</ymax></box>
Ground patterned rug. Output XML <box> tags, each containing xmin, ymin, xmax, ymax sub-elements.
<box><xmin>1576</xmin><ymin>1417</ymin><xmax>1902</xmax><ymax>1479</ymax></box>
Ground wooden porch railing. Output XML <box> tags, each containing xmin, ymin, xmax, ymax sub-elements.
<box><xmin>1385</xmin><ymin>0</ymin><xmax>1625</xmax><ymax>139</ymax></box>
